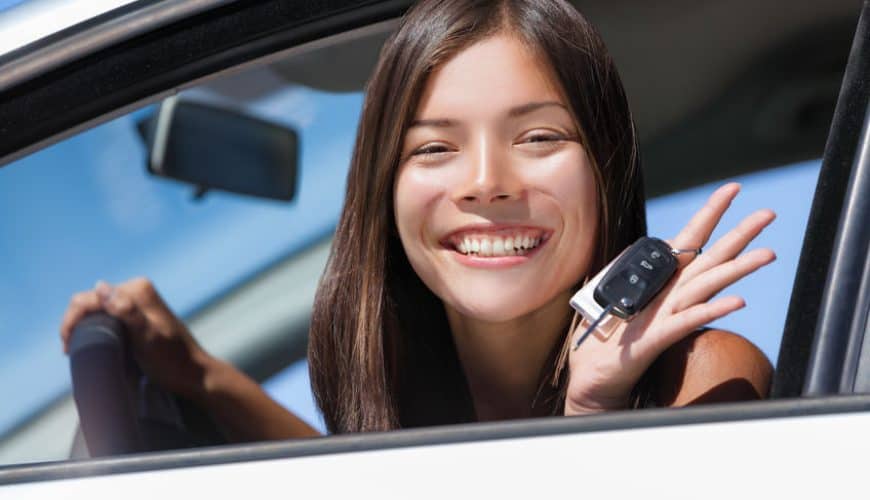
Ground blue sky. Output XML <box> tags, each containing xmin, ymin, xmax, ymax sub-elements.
<box><xmin>0</xmin><ymin>0</ymin><xmax>24</xmax><ymax>12</ymax></box>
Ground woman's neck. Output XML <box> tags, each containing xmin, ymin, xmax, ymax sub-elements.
<box><xmin>446</xmin><ymin>290</ymin><xmax>573</xmax><ymax>421</ymax></box>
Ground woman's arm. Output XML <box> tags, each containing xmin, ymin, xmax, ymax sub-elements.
<box><xmin>61</xmin><ymin>277</ymin><xmax>321</xmax><ymax>442</ymax></box>
<box><xmin>650</xmin><ymin>328</ymin><xmax>772</xmax><ymax>406</ymax></box>
<box><xmin>194</xmin><ymin>355</ymin><xmax>322</xmax><ymax>441</ymax></box>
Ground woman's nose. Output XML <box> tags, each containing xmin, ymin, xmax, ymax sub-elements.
<box><xmin>452</xmin><ymin>140</ymin><xmax>522</xmax><ymax>204</ymax></box>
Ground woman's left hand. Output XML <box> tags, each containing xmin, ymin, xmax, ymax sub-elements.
<box><xmin>565</xmin><ymin>182</ymin><xmax>776</xmax><ymax>415</ymax></box>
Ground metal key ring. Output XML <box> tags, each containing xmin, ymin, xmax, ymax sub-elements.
<box><xmin>670</xmin><ymin>247</ymin><xmax>703</xmax><ymax>257</ymax></box>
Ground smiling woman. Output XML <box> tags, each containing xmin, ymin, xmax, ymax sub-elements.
<box><xmin>57</xmin><ymin>0</ymin><xmax>774</xmax><ymax>443</ymax></box>
<box><xmin>308</xmin><ymin>0</ymin><xmax>773</xmax><ymax>433</ymax></box>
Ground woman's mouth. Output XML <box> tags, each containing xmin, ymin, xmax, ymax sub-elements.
<box><xmin>442</xmin><ymin>227</ymin><xmax>550</xmax><ymax>259</ymax></box>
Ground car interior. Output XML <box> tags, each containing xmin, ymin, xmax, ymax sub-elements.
<box><xmin>0</xmin><ymin>0</ymin><xmax>868</xmax><ymax>480</ymax></box>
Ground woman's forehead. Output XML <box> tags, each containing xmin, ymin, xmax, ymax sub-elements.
<box><xmin>414</xmin><ymin>34</ymin><xmax>568</xmax><ymax>121</ymax></box>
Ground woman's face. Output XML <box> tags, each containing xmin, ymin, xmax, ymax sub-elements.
<box><xmin>394</xmin><ymin>34</ymin><xmax>598</xmax><ymax>323</ymax></box>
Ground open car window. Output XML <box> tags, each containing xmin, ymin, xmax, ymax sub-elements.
<box><xmin>0</xmin><ymin>60</ymin><xmax>821</xmax><ymax>464</ymax></box>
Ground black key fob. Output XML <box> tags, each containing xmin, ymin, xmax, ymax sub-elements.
<box><xmin>593</xmin><ymin>237</ymin><xmax>678</xmax><ymax>319</ymax></box>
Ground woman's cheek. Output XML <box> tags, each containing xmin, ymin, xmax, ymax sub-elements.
<box><xmin>394</xmin><ymin>165</ymin><xmax>448</xmax><ymax>254</ymax></box>
<box><xmin>522</xmin><ymin>147</ymin><xmax>595</xmax><ymax>200</ymax></box>
<box><xmin>523</xmin><ymin>147</ymin><xmax>599</xmax><ymax>277</ymax></box>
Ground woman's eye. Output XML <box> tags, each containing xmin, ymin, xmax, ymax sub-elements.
<box><xmin>411</xmin><ymin>144</ymin><xmax>451</xmax><ymax>157</ymax></box>
<box><xmin>521</xmin><ymin>133</ymin><xmax>563</xmax><ymax>144</ymax></box>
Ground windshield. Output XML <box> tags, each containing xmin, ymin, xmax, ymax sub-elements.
<box><xmin>0</xmin><ymin>83</ymin><xmax>363</xmax><ymax>439</ymax></box>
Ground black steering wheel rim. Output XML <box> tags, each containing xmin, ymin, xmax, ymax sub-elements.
<box><xmin>68</xmin><ymin>313</ymin><xmax>225</xmax><ymax>457</ymax></box>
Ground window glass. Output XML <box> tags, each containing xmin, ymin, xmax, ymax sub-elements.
<box><xmin>0</xmin><ymin>83</ymin><xmax>363</xmax><ymax>440</ymax></box>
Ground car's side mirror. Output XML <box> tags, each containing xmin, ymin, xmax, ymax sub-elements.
<box><xmin>137</xmin><ymin>97</ymin><xmax>299</xmax><ymax>201</ymax></box>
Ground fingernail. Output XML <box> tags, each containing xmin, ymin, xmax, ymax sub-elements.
<box><xmin>95</xmin><ymin>281</ymin><xmax>113</xmax><ymax>301</ymax></box>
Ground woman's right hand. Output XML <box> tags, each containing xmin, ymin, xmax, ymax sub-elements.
<box><xmin>61</xmin><ymin>277</ymin><xmax>321</xmax><ymax>441</ymax></box>
<box><xmin>60</xmin><ymin>278</ymin><xmax>212</xmax><ymax>403</ymax></box>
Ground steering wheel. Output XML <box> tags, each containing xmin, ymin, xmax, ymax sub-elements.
<box><xmin>68</xmin><ymin>313</ymin><xmax>226</xmax><ymax>457</ymax></box>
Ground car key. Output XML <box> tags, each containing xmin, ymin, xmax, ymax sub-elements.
<box><xmin>594</xmin><ymin>237</ymin><xmax>679</xmax><ymax>319</ymax></box>
<box><xmin>572</xmin><ymin>237</ymin><xmax>679</xmax><ymax>349</ymax></box>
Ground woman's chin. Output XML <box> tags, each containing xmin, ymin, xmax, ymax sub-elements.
<box><xmin>443</xmin><ymin>290</ymin><xmax>556</xmax><ymax>324</ymax></box>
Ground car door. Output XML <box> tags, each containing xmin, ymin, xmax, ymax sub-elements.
<box><xmin>0</xmin><ymin>0</ymin><xmax>869</xmax><ymax>496</ymax></box>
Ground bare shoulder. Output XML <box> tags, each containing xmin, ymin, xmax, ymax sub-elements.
<box><xmin>650</xmin><ymin>328</ymin><xmax>773</xmax><ymax>407</ymax></box>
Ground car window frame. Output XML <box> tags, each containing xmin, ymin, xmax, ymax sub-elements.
<box><xmin>772</xmin><ymin>0</ymin><xmax>870</xmax><ymax>397</ymax></box>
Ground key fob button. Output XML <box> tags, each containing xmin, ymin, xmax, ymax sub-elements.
<box><xmin>623</xmin><ymin>270</ymin><xmax>647</xmax><ymax>290</ymax></box>
<box><xmin>630</xmin><ymin>262</ymin><xmax>655</xmax><ymax>281</ymax></box>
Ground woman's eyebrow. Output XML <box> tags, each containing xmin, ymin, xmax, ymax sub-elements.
<box><xmin>408</xmin><ymin>102</ymin><xmax>568</xmax><ymax>129</ymax></box>
<box><xmin>407</xmin><ymin>118</ymin><xmax>458</xmax><ymax>129</ymax></box>
<box><xmin>408</xmin><ymin>101</ymin><xmax>568</xmax><ymax>129</ymax></box>
<box><xmin>507</xmin><ymin>101</ymin><xmax>569</xmax><ymax>118</ymax></box>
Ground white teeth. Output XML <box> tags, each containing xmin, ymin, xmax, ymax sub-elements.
<box><xmin>480</xmin><ymin>239</ymin><xmax>492</xmax><ymax>256</ymax></box>
<box><xmin>454</xmin><ymin>233</ymin><xmax>543</xmax><ymax>255</ymax></box>
<box><xmin>492</xmin><ymin>238</ymin><xmax>505</xmax><ymax>256</ymax></box>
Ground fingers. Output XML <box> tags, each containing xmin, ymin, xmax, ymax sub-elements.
<box><xmin>664</xmin><ymin>296</ymin><xmax>746</xmax><ymax>343</ymax></box>
<box><xmin>681</xmin><ymin>209</ymin><xmax>776</xmax><ymax>282</ymax></box>
<box><xmin>116</xmin><ymin>277</ymin><xmax>174</xmax><ymax>330</ymax></box>
<box><xmin>60</xmin><ymin>288</ymin><xmax>105</xmax><ymax>353</ymax></box>
<box><xmin>102</xmin><ymin>285</ymin><xmax>150</xmax><ymax>335</ymax></box>
<box><xmin>60</xmin><ymin>277</ymin><xmax>164</xmax><ymax>354</ymax></box>
<box><xmin>669</xmin><ymin>248</ymin><xmax>776</xmax><ymax>313</ymax></box>
<box><xmin>669</xmin><ymin>183</ymin><xmax>740</xmax><ymax>267</ymax></box>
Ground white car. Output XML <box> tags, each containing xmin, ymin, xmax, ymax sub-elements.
<box><xmin>0</xmin><ymin>0</ymin><xmax>868</xmax><ymax>497</ymax></box>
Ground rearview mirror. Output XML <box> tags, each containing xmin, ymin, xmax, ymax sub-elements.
<box><xmin>137</xmin><ymin>97</ymin><xmax>299</xmax><ymax>201</ymax></box>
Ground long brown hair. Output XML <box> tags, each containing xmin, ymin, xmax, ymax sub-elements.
<box><xmin>308</xmin><ymin>0</ymin><xmax>646</xmax><ymax>434</ymax></box>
